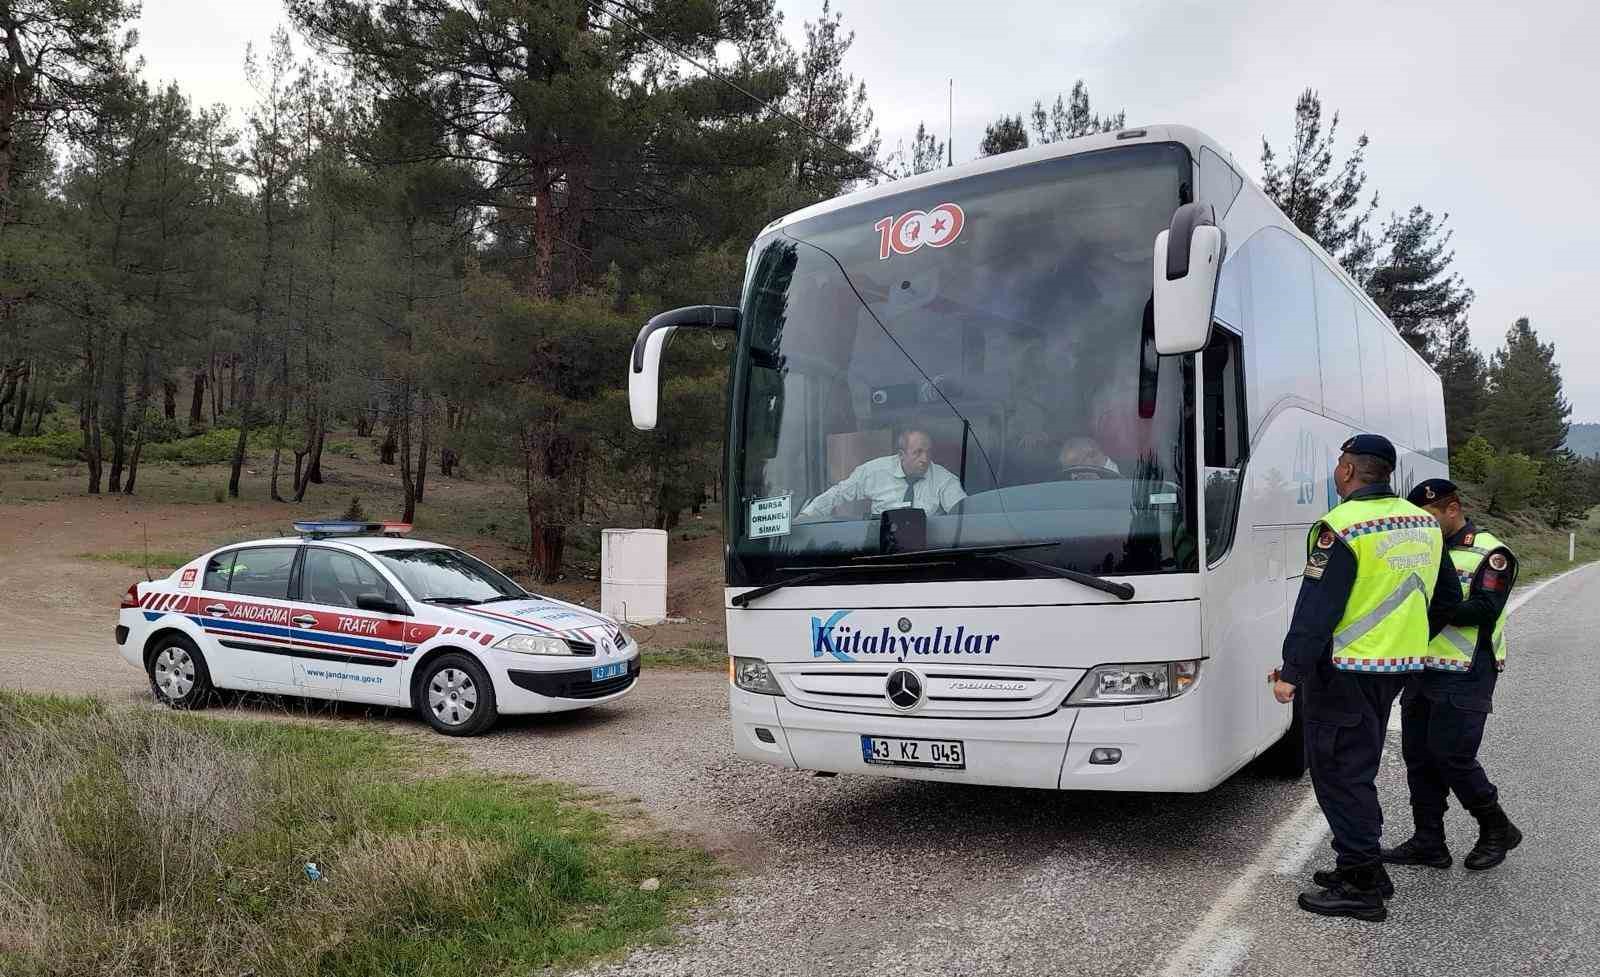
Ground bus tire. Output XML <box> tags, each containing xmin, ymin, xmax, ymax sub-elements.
<box><xmin>1259</xmin><ymin>698</ymin><xmax>1306</xmax><ymax>779</ymax></box>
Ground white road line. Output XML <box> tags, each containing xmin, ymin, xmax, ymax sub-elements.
<box><xmin>1506</xmin><ymin>559</ymin><xmax>1596</xmax><ymax>615</ymax></box>
<box><xmin>1155</xmin><ymin>561</ymin><xmax>1596</xmax><ymax>976</ymax></box>
<box><xmin>1152</xmin><ymin>790</ymin><xmax>1322</xmax><ymax>977</ymax></box>
<box><xmin>1273</xmin><ymin>808</ymin><xmax>1332</xmax><ymax>878</ymax></box>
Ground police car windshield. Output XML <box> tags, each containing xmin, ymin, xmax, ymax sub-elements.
<box><xmin>373</xmin><ymin>548</ymin><xmax>525</xmax><ymax>603</ymax></box>
<box><xmin>726</xmin><ymin>142</ymin><xmax>1198</xmax><ymax>588</ymax></box>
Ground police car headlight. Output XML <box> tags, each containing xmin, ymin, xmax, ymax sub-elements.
<box><xmin>495</xmin><ymin>634</ymin><xmax>576</xmax><ymax>656</ymax></box>
<box><xmin>731</xmin><ymin>656</ymin><xmax>783</xmax><ymax>695</ymax></box>
<box><xmin>1067</xmin><ymin>660</ymin><xmax>1201</xmax><ymax>705</ymax></box>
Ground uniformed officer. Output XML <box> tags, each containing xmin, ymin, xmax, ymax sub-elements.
<box><xmin>1381</xmin><ymin>478</ymin><xmax>1522</xmax><ymax>872</ymax></box>
<box><xmin>1271</xmin><ymin>435</ymin><xmax>1461</xmax><ymax>922</ymax></box>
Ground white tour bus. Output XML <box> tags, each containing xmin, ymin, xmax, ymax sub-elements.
<box><xmin>628</xmin><ymin>124</ymin><xmax>1446</xmax><ymax>791</ymax></box>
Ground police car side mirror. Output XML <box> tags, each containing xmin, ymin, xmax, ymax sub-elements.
<box><xmin>629</xmin><ymin>305</ymin><xmax>740</xmax><ymax>431</ymax></box>
<box><xmin>356</xmin><ymin>593</ymin><xmax>405</xmax><ymax>615</ymax></box>
<box><xmin>1151</xmin><ymin>203</ymin><xmax>1225</xmax><ymax>355</ymax></box>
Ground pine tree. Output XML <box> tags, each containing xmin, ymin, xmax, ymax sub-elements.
<box><xmin>1365</xmin><ymin>206</ymin><xmax>1474</xmax><ymax>362</ymax></box>
<box><xmin>1480</xmin><ymin>317</ymin><xmax>1570</xmax><ymax>460</ymax></box>
<box><xmin>1434</xmin><ymin>318</ymin><xmax>1485</xmax><ymax>455</ymax></box>
<box><xmin>1029</xmin><ymin>80</ymin><xmax>1125</xmax><ymax>144</ymax></box>
<box><xmin>890</xmin><ymin>121</ymin><xmax>945</xmax><ymax>177</ymax></box>
<box><xmin>1260</xmin><ymin>88</ymin><xmax>1377</xmax><ymax>276</ymax></box>
<box><xmin>979</xmin><ymin>114</ymin><xmax>1029</xmax><ymax>156</ymax></box>
<box><xmin>786</xmin><ymin>0</ymin><xmax>879</xmax><ymax>201</ymax></box>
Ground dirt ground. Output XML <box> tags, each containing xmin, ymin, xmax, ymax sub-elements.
<box><xmin>0</xmin><ymin>452</ymin><xmax>726</xmax><ymax>698</ymax></box>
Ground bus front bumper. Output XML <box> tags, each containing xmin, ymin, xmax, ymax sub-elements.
<box><xmin>730</xmin><ymin>679</ymin><xmax>1227</xmax><ymax>792</ymax></box>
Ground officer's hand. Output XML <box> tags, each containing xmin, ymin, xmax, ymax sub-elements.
<box><xmin>1272</xmin><ymin>680</ymin><xmax>1297</xmax><ymax>704</ymax></box>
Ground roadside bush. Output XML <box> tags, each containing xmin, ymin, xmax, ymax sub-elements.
<box><xmin>0</xmin><ymin>694</ymin><xmax>711</xmax><ymax>977</ymax></box>
<box><xmin>143</xmin><ymin>428</ymin><xmax>277</xmax><ymax>465</ymax></box>
<box><xmin>0</xmin><ymin>429</ymin><xmax>81</xmax><ymax>461</ymax></box>
<box><xmin>1485</xmin><ymin>451</ymin><xmax>1541</xmax><ymax>514</ymax></box>
<box><xmin>1453</xmin><ymin>435</ymin><xmax>1494</xmax><ymax>483</ymax></box>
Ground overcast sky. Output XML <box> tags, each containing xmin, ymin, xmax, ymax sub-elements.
<box><xmin>136</xmin><ymin>0</ymin><xmax>1600</xmax><ymax>419</ymax></box>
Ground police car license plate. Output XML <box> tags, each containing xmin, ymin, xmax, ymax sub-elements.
<box><xmin>860</xmin><ymin>735</ymin><xmax>965</xmax><ymax>769</ymax></box>
<box><xmin>591</xmin><ymin>661</ymin><xmax>626</xmax><ymax>682</ymax></box>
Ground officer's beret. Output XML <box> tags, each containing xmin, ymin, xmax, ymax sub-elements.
<box><xmin>1407</xmin><ymin>478</ymin><xmax>1460</xmax><ymax>507</ymax></box>
<box><xmin>1340</xmin><ymin>434</ymin><xmax>1396</xmax><ymax>468</ymax></box>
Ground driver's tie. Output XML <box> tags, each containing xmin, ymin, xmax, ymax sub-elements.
<box><xmin>902</xmin><ymin>476</ymin><xmax>922</xmax><ymax>505</ymax></box>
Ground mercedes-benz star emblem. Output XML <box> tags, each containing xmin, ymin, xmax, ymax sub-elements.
<box><xmin>896</xmin><ymin>617</ymin><xmax>912</xmax><ymax>633</ymax></box>
<box><xmin>885</xmin><ymin>668</ymin><xmax>924</xmax><ymax>711</ymax></box>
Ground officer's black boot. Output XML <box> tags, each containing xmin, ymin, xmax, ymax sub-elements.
<box><xmin>1297</xmin><ymin>864</ymin><xmax>1388</xmax><ymax>922</ymax></box>
<box><xmin>1464</xmin><ymin>802</ymin><xmax>1522</xmax><ymax>870</ymax></box>
<box><xmin>1381</xmin><ymin>810</ymin><xmax>1452</xmax><ymax>868</ymax></box>
<box><xmin>1312</xmin><ymin>863</ymin><xmax>1394</xmax><ymax>899</ymax></box>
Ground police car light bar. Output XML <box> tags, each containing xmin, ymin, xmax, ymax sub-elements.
<box><xmin>293</xmin><ymin>521</ymin><xmax>414</xmax><ymax>538</ymax></box>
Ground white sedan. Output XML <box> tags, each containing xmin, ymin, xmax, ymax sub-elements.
<box><xmin>115</xmin><ymin>521</ymin><xmax>639</xmax><ymax>735</ymax></box>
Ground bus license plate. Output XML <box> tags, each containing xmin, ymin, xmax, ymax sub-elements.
<box><xmin>860</xmin><ymin>735</ymin><xmax>965</xmax><ymax>769</ymax></box>
<box><xmin>591</xmin><ymin>661</ymin><xmax>626</xmax><ymax>682</ymax></box>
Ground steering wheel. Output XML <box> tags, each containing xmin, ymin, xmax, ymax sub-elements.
<box><xmin>1060</xmin><ymin>465</ymin><xmax>1116</xmax><ymax>481</ymax></box>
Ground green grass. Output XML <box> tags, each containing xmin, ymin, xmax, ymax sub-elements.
<box><xmin>76</xmin><ymin>549</ymin><xmax>194</xmax><ymax>570</ymax></box>
<box><xmin>0</xmin><ymin>692</ymin><xmax>715</xmax><ymax>977</ymax></box>
<box><xmin>1490</xmin><ymin>508</ymin><xmax>1600</xmax><ymax>583</ymax></box>
<box><xmin>642</xmin><ymin>640</ymin><xmax>726</xmax><ymax>670</ymax></box>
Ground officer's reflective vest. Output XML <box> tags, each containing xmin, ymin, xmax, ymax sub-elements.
<box><xmin>1309</xmin><ymin>497</ymin><xmax>1444</xmax><ymax>673</ymax></box>
<box><xmin>1424</xmin><ymin>529</ymin><xmax>1512</xmax><ymax>672</ymax></box>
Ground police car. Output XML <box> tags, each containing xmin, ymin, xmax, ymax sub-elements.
<box><xmin>114</xmin><ymin>521</ymin><xmax>640</xmax><ymax>735</ymax></box>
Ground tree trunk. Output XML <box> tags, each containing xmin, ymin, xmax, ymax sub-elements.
<box><xmin>306</xmin><ymin>422</ymin><xmax>325</xmax><ymax>484</ymax></box>
<box><xmin>107</xmin><ymin>330</ymin><xmax>129</xmax><ymax>493</ymax></box>
<box><xmin>440</xmin><ymin>447</ymin><xmax>457</xmax><ymax>478</ymax></box>
<box><xmin>268</xmin><ymin>338</ymin><xmax>291</xmax><ymax>503</ymax></box>
<box><xmin>415</xmin><ymin>404</ymin><xmax>430</xmax><ymax>503</ymax></box>
<box><xmin>397</xmin><ymin>383</ymin><xmax>416</xmax><ymax>523</ymax></box>
<box><xmin>123</xmin><ymin>349</ymin><xmax>153</xmax><ymax>495</ymax></box>
<box><xmin>81</xmin><ymin>341</ymin><xmax>103</xmax><ymax>494</ymax></box>
<box><xmin>531</xmin><ymin>526</ymin><xmax>565</xmax><ymax>584</ymax></box>
<box><xmin>190</xmin><ymin>368</ymin><xmax>205</xmax><ymax>425</ymax></box>
<box><xmin>379</xmin><ymin>420</ymin><xmax>396</xmax><ymax>465</ymax></box>
<box><xmin>163</xmin><ymin>378</ymin><xmax>178</xmax><ymax>420</ymax></box>
<box><xmin>31</xmin><ymin>391</ymin><xmax>46</xmax><ymax>435</ymax></box>
<box><xmin>9</xmin><ymin>361</ymin><xmax>29</xmax><ymax>436</ymax></box>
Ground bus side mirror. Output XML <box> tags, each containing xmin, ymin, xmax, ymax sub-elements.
<box><xmin>628</xmin><ymin>305</ymin><xmax>740</xmax><ymax>431</ymax></box>
<box><xmin>1151</xmin><ymin>202</ymin><xmax>1225</xmax><ymax>355</ymax></box>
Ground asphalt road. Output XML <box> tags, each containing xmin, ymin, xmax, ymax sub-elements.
<box><xmin>6</xmin><ymin>564</ymin><xmax>1596</xmax><ymax>977</ymax></box>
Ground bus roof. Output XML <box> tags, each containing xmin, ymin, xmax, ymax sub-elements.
<box><xmin>760</xmin><ymin>124</ymin><xmax>1243</xmax><ymax>234</ymax></box>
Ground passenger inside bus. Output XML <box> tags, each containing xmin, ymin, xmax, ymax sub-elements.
<box><xmin>796</xmin><ymin>428</ymin><xmax>967</xmax><ymax>520</ymax></box>
<box><xmin>1058</xmin><ymin>436</ymin><xmax>1121</xmax><ymax>478</ymax></box>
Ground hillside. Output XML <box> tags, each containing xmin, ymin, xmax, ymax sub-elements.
<box><xmin>1564</xmin><ymin>422</ymin><xmax>1600</xmax><ymax>458</ymax></box>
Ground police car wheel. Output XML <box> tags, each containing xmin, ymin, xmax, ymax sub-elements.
<box><xmin>418</xmin><ymin>653</ymin><xmax>498</xmax><ymax>736</ymax></box>
<box><xmin>147</xmin><ymin>635</ymin><xmax>214</xmax><ymax>710</ymax></box>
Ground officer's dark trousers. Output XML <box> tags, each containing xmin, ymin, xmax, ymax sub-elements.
<box><xmin>1303</xmin><ymin>662</ymin><xmax>1407</xmax><ymax>868</ymax></box>
<box><xmin>1400</xmin><ymin>693</ymin><xmax>1498</xmax><ymax>831</ymax></box>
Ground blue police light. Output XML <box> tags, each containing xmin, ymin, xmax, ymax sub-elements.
<box><xmin>293</xmin><ymin>521</ymin><xmax>413</xmax><ymax>538</ymax></box>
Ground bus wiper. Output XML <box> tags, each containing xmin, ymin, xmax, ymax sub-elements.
<box><xmin>731</xmin><ymin>558</ymin><xmax>957</xmax><ymax>608</ymax></box>
<box><xmin>853</xmin><ymin>543</ymin><xmax>1135</xmax><ymax>601</ymax></box>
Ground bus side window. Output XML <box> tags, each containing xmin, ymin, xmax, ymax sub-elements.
<box><xmin>1203</xmin><ymin>327</ymin><xmax>1247</xmax><ymax>564</ymax></box>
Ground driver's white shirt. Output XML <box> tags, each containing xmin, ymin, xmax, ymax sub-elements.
<box><xmin>798</xmin><ymin>456</ymin><xmax>966</xmax><ymax>518</ymax></box>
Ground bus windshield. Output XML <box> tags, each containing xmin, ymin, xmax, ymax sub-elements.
<box><xmin>727</xmin><ymin>143</ymin><xmax>1199</xmax><ymax>587</ymax></box>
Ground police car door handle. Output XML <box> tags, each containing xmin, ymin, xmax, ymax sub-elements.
<box><xmin>291</xmin><ymin>614</ymin><xmax>317</xmax><ymax>628</ymax></box>
<box><xmin>204</xmin><ymin>603</ymin><xmax>228</xmax><ymax>616</ymax></box>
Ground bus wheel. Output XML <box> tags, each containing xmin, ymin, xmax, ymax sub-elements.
<box><xmin>1259</xmin><ymin>698</ymin><xmax>1306</xmax><ymax>779</ymax></box>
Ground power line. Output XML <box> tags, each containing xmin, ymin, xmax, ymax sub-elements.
<box><xmin>584</xmin><ymin>0</ymin><xmax>895</xmax><ymax>182</ymax></box>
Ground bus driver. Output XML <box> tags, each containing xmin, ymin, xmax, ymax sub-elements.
<box><xmin>797</xmin><ymin>428</ymin><xmax>967</xmax><ymax>520</ymax></box>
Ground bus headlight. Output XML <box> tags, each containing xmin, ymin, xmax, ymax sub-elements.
<box><xmin>1067</xmin><ymin>660</ymin><xmax>1201</xmax><ymax>705</ymax></box>
<box><xmin>496</xmin><ymin>634</ymin><xmax>575</xmax><ymax>656</ymax></box>
<box><xmin>731</xmin><ymin>657</ymin><xmax>783</xmax><ymax>695</ymax></box>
